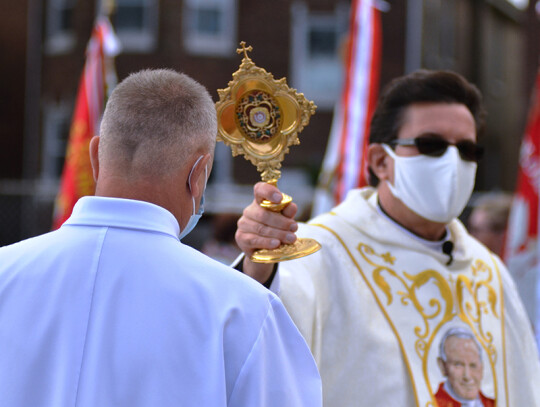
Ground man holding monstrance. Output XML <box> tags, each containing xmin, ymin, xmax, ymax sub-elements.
<box><xmin>218</xmin><ymin>45</ymin><xmax>540</xmax><ymax>406</ymax></box>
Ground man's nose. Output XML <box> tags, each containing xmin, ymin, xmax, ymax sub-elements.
<box><xmin>462</xmin><ymin>366</ymin><xmax>472</xmax><ymax>381</ymax></box>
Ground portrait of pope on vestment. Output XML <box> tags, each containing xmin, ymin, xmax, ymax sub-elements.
<box><xmin>433</xmin><ymin>326</ymin><xmax>495</xmax><ymax>407</ymax></box>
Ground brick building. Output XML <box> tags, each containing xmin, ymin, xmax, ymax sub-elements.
<box><xmin>0</xmin><ymin>0</ymin><xmax>539</xmax><ymax>247</ymax></box>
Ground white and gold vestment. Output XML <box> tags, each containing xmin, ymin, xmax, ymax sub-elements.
<box><xmin>276</xmin><ymin>187</ymin><xmax>540</xmax><ymax>406</ymax></box>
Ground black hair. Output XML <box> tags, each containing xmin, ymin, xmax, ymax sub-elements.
<box><xmin>368</xmin><ymin>70</ymin><xmax>486</xmax><ymax>186</ymax></box>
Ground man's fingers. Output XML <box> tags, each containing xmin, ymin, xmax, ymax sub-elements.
<box><xmin>235</xmin><ymin>183</ymin><xmax>299</xmax><ymax>255</ymax></box>
<box><xmin>253</xmin><ymin>182</ymin><xmax>284</xmax><ymax>205</ymax></box>
<box><xmin>253</xmin><ymin>182</ymin><xmax>298</xmax><ymax>221</ymax></box>
<box><xmin>235</xmin><ymin>230</ymin><xmax>282</xmax><ymax>256</ymax></box>
<box><xmin>243</xmin><ymin>201</ymin><xmax>297</xmax><ymax>231</ymax></box>
<box><xmin>237</xmin><ymin>216</ymin><xmax>297</xmax><ymax>244</ymax></box>
<box><xmin>281</xmin><ymin>202</ymin><xmax>298</xmax><ymax>221</ymax></box>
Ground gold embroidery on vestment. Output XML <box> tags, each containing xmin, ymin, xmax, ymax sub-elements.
<box><xmin>358</xmin><ymin>243</ymin><xmax>502</xmax><ymax>405</ymax></box>
<box><xmin>311</xmin><ymin>220</ymin><xmax>507</xmax><ymax>406</ymax></box>
<box><xmin>311</xmin><ymin>223</ymin><xmax>421</xmax><ymax>406</ymax></box>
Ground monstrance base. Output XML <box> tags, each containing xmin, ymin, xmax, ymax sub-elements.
<box><xmin>250</xmin><ymin>238</ymin><xmax>321</xmax><ymax>263</ymax></box>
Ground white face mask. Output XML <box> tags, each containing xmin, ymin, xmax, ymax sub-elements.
<box><xmin>179</xmin><ymin>156</ymin><xmax>207</xmax><ymax>240</ymax></box>
<box><xmin>383</xmin><ymin>144</ymin><xmax>477</xmax><ymax>223</ymax></box>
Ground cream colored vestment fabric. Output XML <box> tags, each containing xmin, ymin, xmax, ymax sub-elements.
<box><xmin>277</xmin><ymin>188</ymin><xmax>540</xmax><ymax>407</ymax></box>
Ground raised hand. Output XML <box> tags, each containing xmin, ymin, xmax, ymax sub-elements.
<box><xmin>235</xmin><ymin>182</ymin><xmax>298</xmax><ymax>283</ymax></box>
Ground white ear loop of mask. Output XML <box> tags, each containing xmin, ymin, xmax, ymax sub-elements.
<box><xmin>187</xmin><ymin>155</ymin><xmax>207</xmax><ymax>215</ymax></box>
<box><xmin>179</xmin><ymin>155</ymin><xmax>207</xmax><ymax>240</ymax></box>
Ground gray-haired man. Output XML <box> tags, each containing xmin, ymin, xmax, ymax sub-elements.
<box><xmin>436</xmin><ymin>327</ymin><xmax>494</xmax><ymax>407</ymax></box>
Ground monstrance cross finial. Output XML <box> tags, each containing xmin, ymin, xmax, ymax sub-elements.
<box><xmin>236</xmin><ymin>41</ymin><xmax>253</xmax><ymax>59</ymax></box>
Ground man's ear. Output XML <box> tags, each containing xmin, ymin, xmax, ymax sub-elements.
<box><xmin>367</xmin><ymin>143</ymin><xmax>392</xmax><ymax>182</ymax></box>
<box><xmin>89</xmin><ymin>136</ymin><xmax>100</xmax><ymax>182</ymax></box>
<box><xmin>188</xmin><ymin>153</ymin><xmax>212</xmax><ymax>198</ymax></box>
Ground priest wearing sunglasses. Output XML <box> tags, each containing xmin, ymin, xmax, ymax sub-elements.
<box><xmin>234</xmin><ymin>70</ymin><xmax>540</xmax><ymax>406</ymax></box>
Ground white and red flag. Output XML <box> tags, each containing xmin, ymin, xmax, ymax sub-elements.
<box><xmin>312</xmin><ymin>0</ymin><xmax>382</xmax><ymax>216</ymax></box>
<box><xmin>52</xmin><ymin>16</ymin><xmax>120</xmax><ymax>229</ymax></box>
<box><xmin>504</xmin><ymin>68</ymin><xmax>540</xmax><ymax>346</ymax></box>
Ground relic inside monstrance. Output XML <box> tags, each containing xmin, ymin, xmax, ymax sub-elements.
<box><xmin>215</xmin><ymin>42</ymin><xmax>321</xmax><ymax>263</ymax></box>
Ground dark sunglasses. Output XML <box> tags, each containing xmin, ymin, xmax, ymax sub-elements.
<box><xmin>389</xmin><ymin>136</ymin><xmax>484</xmax><ymax>162</ymax></box>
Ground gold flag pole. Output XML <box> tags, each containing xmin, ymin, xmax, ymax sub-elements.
<box><xmin>216</xmin><ymin>42</ymin><xmax>321</xmax><ymax>263</ymax></box>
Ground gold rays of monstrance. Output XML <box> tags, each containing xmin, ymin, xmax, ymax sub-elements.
<box><xmin>215</xmin><ymin>42</ymin><xmax>321</xmax><ymax>263</ymax></box>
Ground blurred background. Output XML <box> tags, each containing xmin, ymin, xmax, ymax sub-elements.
<box><xmin>1</xmin><ymin>0</ymin><xmax>539</xmax><ymax>260</ymax></box>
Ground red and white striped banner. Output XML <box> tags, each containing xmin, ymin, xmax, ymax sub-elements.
<box><xmin>312</xmin><ymin>0</ymin><xmax>381</xmax><ymax>216</ymax></box>
<box><xmin>504</xmin><ymin>68</ymin><xmax>540</xmax><ymax>346</ymax></box>
<box><xmin>52</xmin><ymin>17</ymin><xmax>120</xmax><ymax>229</ymax></box>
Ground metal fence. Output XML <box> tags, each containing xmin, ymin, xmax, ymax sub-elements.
<box><xmin>0</xmin><ymin>180</ymin><xmax>56</xmax><ymax>247</ymax></box>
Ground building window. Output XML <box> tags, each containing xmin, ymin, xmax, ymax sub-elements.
<box><xmin>505</xmin><ymin>0</ymin><xmax>529</xmax><ymax>10</ymax></box>
<box><xmin>183</xmin><ymin>0</ymin><xmax>238</xmax><ymax>57</ymax></box>
<box><xmin>45</xmin><ymin>0</ymin><xmax>77</xmax><ymax>54</ymax></box>
<box><xmin>42</xmin><ymin>103</ymin><xmax>71</xmax><ymax>181</ymax></box>
<box><xmin>112</xmin><ymin>0</ymin><xmax>158</xmax><ymax>52</ymax></box>
<box><xmin>290</xmin><ymin>1</ymin><xmax>349</xmax><ymax>110</ymax></box>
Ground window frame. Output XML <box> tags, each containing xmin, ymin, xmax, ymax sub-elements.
<box><xmin>289</xmin><ymin>1</ymin><xmax>349</xmax><ymax>111</ymax></box>
<box><xmin>41</xmin><ymin>102</ymin><xmax>72</xmax><ymax>182</ymax></box>
<box><xmin>182</xmin><ymin>0</ymin><xmax>238</xmax><ymax>57</ymax></box>
<box><xmin>45</xmin><ymin>0</ymin><xmax>77</xmax><ymax>55</ymax></box>
<box><xmin>112</xmin><ymin>0</ymin><xmax>159</xmax><ymax>53</ymax></box>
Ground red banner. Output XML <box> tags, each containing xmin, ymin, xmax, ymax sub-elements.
<box><xmin>312</xmin><ymin>0</ymin><xmax>382</xmax><ymax>216</ymax></box>
<box><xmin>504</xmin><ymin>69</ymin><xmax>540</xmax><ymax>346</ymax></box>
<box><xmin>505</xmin><ymin>70</ymin><xmax>540</xmax><ymax>268</ymax></box>
<box><xmin>52</xmin><ymin>17</ymin><xmax>119</xmax><ymax>229</ymax></box>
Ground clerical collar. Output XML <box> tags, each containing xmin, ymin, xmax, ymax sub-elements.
<box><xmin>376</xmin><ymin>199</ymin><xmax>449</xmax><ymax>252</ymax></box>
<box><xmin>443</xmin><ymin>380</ymin><xmax>482</xmax><ymax>407</ymax></box>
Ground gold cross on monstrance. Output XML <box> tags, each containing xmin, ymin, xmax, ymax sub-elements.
<box><xmin>236</xmin><ymin>41</ymin><xmax>253</xmax><ymax>58</ymax></box>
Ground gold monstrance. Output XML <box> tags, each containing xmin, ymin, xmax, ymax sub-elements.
<box><xmin>216</xmin><ymin>42</ymin><xmax>321</xmax><ymax>263</ymax></box>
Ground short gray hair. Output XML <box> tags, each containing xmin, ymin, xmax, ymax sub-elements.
<box><xmin>439</xmin><ymin>327</ymin><xmax>483</xmax><ymax>362</ymax></box>
<box><xmin>99</xmin><ymin>69</ymin><xmax>217</xmax><ymax>177</ymax></box>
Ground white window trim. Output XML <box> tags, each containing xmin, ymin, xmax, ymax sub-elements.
<box><xmin>505</xmin><ymin>0</ymin><xmax>529</xmax><ymax>10</ymax></box>
<box><xmin>114</xmin><ymin>0</ymin><xmax>159</xmax><ymax>53</ymax></box>
<box><xmin>183</xmin><ymin>0</ymin><xmax>238</xmax><ymax>57</ymax></box>
<box><xmin>45</xmin><ymin>0</ymin><xmax>76</xmax><ymax>55</ymax></box>
<box><xmin>290</xmin><ymin>1</ymin><xmax>349</xmax><ymax>111</ymax></box>
<box><xmin>41</xmin><ymin>102</ymin><xmax>71</xmax><ymax>183</ymax></box>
